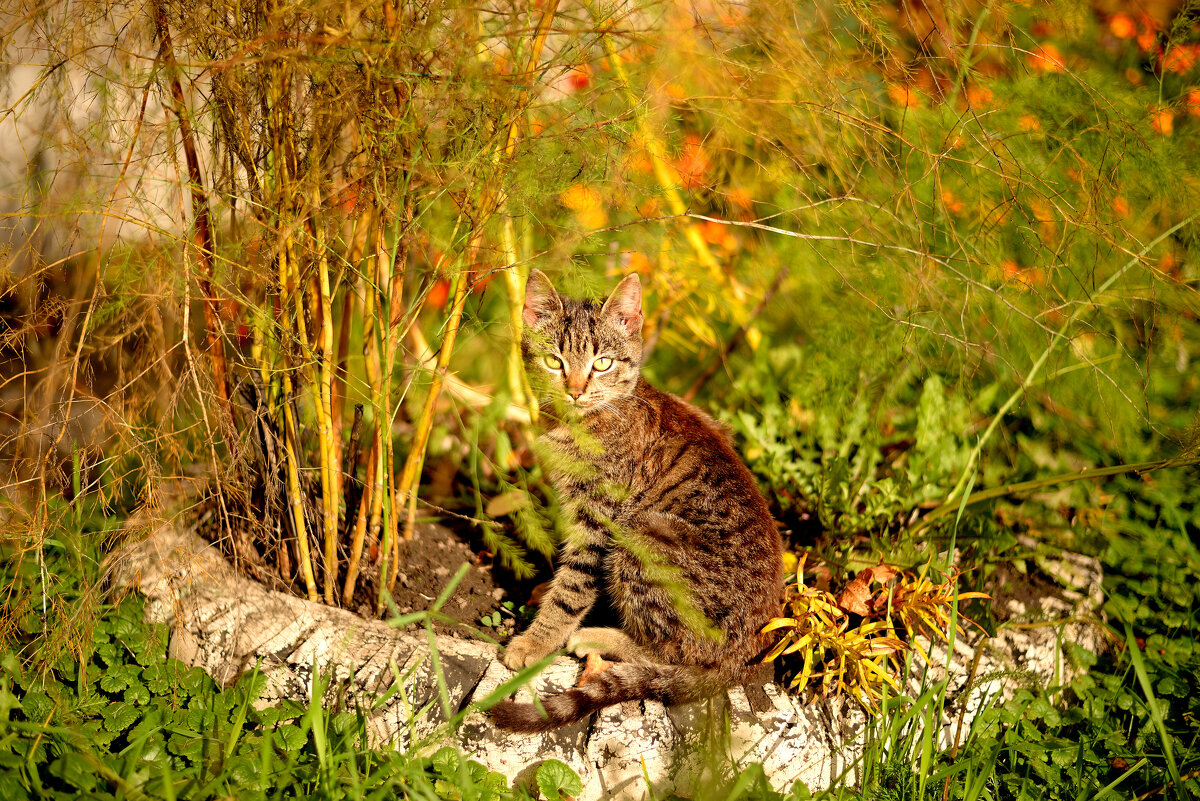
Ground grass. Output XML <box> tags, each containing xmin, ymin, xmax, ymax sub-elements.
<box><xmin>4</xmin><ymin>465</ymin><xmax>1199</xmax><ymax>798</ymax></box>
<box><xmin>0</xmin><ymin>504</ymin><xmax>580</xmax><ymax>800</ymax></box>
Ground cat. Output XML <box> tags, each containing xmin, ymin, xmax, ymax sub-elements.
<box><xmin>489</xmin><ymin>269</ymin><xmax>783</xmax><ymax>733</ymax></box>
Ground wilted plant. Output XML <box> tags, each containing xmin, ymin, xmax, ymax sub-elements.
<box><xmin>763</xmin><ymin>554</ymin><xmax>989</xmax><ymax>709</ymax></box>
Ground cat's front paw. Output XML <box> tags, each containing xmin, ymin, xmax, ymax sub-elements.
<box><xmin>501</xmin><ymin>633</ymin><xmax>556</xmax><ymax>670</ymax></box>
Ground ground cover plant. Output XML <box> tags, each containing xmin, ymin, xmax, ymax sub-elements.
<box><xmin>3</xmin><ymin>0</ymin><xmax>1200</xmax><ymax>798</ymax></box>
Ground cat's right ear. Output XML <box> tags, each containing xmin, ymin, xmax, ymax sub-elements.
<box><xmin>523</xmin><ymin>269</ymin><xmax>562</xmax><ymax>328</ymax></box>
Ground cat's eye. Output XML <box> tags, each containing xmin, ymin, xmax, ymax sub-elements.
<box><xmin>543</xmin><ymin>355</ymin><xmax>563</xmax><ymax>370</ymax></box>
<box><xmin>593</xmin><ymin>356</ymin><xmax>614</xmax><ymax>372</ymax></box>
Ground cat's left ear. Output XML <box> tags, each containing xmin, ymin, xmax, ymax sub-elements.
<box><xmin>601</xmin><ymin>274</ymin><xmax>643</xmax><ymax>338</ymax></box>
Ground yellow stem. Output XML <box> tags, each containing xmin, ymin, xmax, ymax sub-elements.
<box><xmin>374</xmin><ymin>229</ymin><xmax>399</xmax><ymax>607</ymax></box>
<box><xmin>393</xmin><ymin>3</ymin><xmax>559</xmax><ymax>545</ymax></box>
<box><xmin>314</xmin><ymin>187</ymin><xmax>339</xmax><ymax>604</ymax></box>
<box><xmin>396</xmin><ymin>256</ymin><xmax>471</xmax><ymax>543</ymax></box>
<box><xmin>278</xmin><ymin>245</ymin><xmax>318</xmax><ymax>602</ymax></box>
<box><xmin>588</xmin><ymin>1</ymin><xmax>729</xmax><ymax>291</ymax></box>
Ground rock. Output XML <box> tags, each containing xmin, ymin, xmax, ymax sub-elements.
<box><xmin>107</xmin><ymin>519</ymin><xmax>1109</xmax><ymax>799</ymax></box>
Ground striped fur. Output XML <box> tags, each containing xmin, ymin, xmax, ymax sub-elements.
<box><xmin>492</xmin><ymin>271</ymin><xmax>782</xmax><ymax>732</ymax></box>
<box><xmin>490</xmin><ymin>662</ymin><xmax>740</xmax><ymax>733</ymax></box>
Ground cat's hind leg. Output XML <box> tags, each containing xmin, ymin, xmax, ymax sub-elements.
<box><xmin>567</xmin><ymin>627</ymin><xmax>653</xmax><ymax>663</ymax></box>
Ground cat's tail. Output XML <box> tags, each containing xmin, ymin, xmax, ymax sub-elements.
<box><xmin>489</xmin><ymin>661</ymin><xmax>738</xmax><ymax>733</ymax></box>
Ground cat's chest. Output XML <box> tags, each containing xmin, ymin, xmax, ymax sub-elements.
<box><xmin>539</xmin><ymin>425</ymin><xmax>637</xmax><ymax>490</ymax></box>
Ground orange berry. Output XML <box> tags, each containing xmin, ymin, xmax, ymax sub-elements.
<box><xmin>966</xmin><ymin>84</ymin><xmax>994</xmax><ymax>107</ymax></box>
<box><xmin>567</xmin><ymin>64</ymin><xmax>592</xmax><ymax>91</ymax></box>
<box><xmin>625</xmin><ymin>252</ymin><xmax>652</xmax><ymax>274</ymax></box>
<box><xmin>726</xmin><ymin>188</ymin><xmax>754</xmax><ymax>212</ymax></box>
<box><xmin>1186</xmin><ymin>88</ymin><xmax>1200</xmax><ymax>118</ymax></box>
<box><xmin>1162</xmin><ymin>45</ymin><xmax>1198</xmax><ymax>75</ymax></box>
<box><xmin>887</xmin><ymin>83</ymin><xmax>921</xmax><ymax>108</ymax></box>
<box><xmin>427</xmin><ymin>279</ymin><xmax>450</xmax><ymax>309</ymax></box>
<box><xmin>941</xmin><ymin>191</ymin><xmax>966</xmax><ymax>216</ymax></box>
<box><xmin>673</xmin><ymin>134</ymin><xmax>711</xmax><ymax>190</ymax></box>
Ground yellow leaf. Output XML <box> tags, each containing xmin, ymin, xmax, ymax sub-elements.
<box><xmin>782</xmin><ymin>634</ymin><xmax>813</xmax><ymax>656</ymax></box>
<box><xmin>761</xmin><ymin>617</ymin><xmax>800</xmax><ymax>633</ymax></box>
<box><xmin>485</xmin><ymin>491</ymin><xmax>529</xmax><ymax>518</ymax></box>
<box><xmin>762</xmin><ymin>636</ymin><xmax>792</xmax><ymax>663</ymax></box>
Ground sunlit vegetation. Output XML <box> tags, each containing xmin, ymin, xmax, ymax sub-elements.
<box><xmin>2</xmin><ymin>0</ymin><xmax>1200</xmax><ymax>797</ymax></box>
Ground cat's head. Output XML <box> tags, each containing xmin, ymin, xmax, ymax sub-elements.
<box><xmin>521</xmin><ymin>269</ymin><xmax>643</xmax><ymax>414</ymax></box>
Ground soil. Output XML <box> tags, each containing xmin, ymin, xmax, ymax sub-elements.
<box><xmin>986</xmin><ymin>561</ymin><xmax>1070</xmax><ymax>622</ymax></box>
<box><xmin>387</xmin><ymin>520</ymin><xmax>548</xmax><ymax>640</ymax></box>
<box><xmin>389</xmin><ymin>518</ymin><xmax>628</xmax><ymax>641</ymax></box>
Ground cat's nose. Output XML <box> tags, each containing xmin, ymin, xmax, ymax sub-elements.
<box><xmin>567</xmin><ymin>387</ymin><xmax>585</xmax><ymax>400</ymax></box>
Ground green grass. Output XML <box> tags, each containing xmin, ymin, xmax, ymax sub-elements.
<box><xmin>0</xmin><ymin>508</ymin><xmax>577</xmax><ymax>801</ymax></box>
<box><xmin>5</xmin><ymin>464</ymin><xmax>1199</xmax><ymax>800</ymax></box>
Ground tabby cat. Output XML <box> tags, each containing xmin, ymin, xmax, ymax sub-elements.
<box><xmin>490</xmin><ymin>270</ymin><xmax>783</xmax><ymax>733</ymax></box>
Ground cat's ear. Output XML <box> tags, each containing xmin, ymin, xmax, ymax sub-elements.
<box><xmin>523</xmin><ymin>269</ymin><xmax>562</xmax><ymax>327</ymax></box>
<box><xmin>601</xmin><ymin>273</ymin><xmax>643</xmax><ymax>338</ymax></box>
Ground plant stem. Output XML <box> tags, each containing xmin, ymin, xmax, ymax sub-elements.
<box><xmin>395</xmin><ymin>251</ymin><xmax>471</xmax><ymax>544</ymax></box>
<box><xmin>154</xmin><ymin>2</ymin><xmax>230</xmax><ymax>419</ymax></box>
<box><xmin>342</xmin><ymin>427</ymin><xmax>376</xmax><ymax>607</ymax></box>
<box><xmin>916</xmin><ymin>454</ymin><xmax>1200</xmax><ymax>534</ymax></box>
<box><xmin>276</xmin><ymin>256</ymin><xmax>318</xmax><ymax>602</ymax></box>
<box><xmin>500</xmin><ymin>217</ymin><xmax>536</xmax><ymax>423</ymax></box>
<box><xmin>945</xmin><ymin>211</ymin><xmax>1199</xmax><ymax>503</ymax></box>
<box><xmin>392</xmin><ymin>1</ymin><xmax>560</xmax><ymax>548</ymax></box>
<box><xmin>314</xmin><ymin>187</ymin><xmax>339</xmax><ymax>604</ymax></box>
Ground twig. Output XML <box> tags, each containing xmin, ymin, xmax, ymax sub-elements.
<box><xmin>342</xmin><ymin>426</ymin><xmax>376</xmax><ymax>607</ymax></box>
<box><xmin>154</xmin><ymin>1</ymin><xmax>230</xmax><ymax>418</ymax></box>
<box><xmin>1131</xmin><ymin>768</ymin><xmax>1200</xmax><ymax>801</ymax></box>
<box><xmin>682</xmin><ymin>266</ymin><xmax>788</xmax><ymax>402</ymax></box>
<box><xmin>944</xmin><ymin>211</ymin><xmax>1199</xmax><ymax>503</ymax></box>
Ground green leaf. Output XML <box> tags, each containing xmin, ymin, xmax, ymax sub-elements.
<box><xmin>100</xmin><ymin>672</ymin><xmax>130</xmax><ymax>694</ymax></box>
<box><xmin>20</xmin><ymin>691</ymin><xmax>53</xmax><ymax>722</ymax></box>
<box><xmin>275</xmin><ymin>724</ymin><xmax>305</xmax><ymax>751</ymax></box>
<box><xmin>102</xmin><ymin>701</ymin><xmax>140</xmax><ymax>733</ymax></box>
<box><xmin>432</xmin><ymin>746</ymin><xmax>460</xmax><ymax>777</ymax></box>
<box><xmin>48</xmin><ymin>754</ymin><xmax>98</xmax><ymax>792</ymax></box>
<box><xmin>536</xmin><ymin>759</ymin><xmax>582</xmax><ymax>801</ymax></box>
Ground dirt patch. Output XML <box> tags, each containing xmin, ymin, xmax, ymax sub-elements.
<box><xmin>387</xmin><ymin>520</ymin><xmax>547</xmax><ymax>640</ymax></box>
<box><xmin>986</xmin><ymin>561</ymin><xmax>1071</xmax><ymax>622</ymax></box>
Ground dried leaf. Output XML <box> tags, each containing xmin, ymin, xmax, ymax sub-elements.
<box><xmin>528</xmin><ymin>580</ymin><xmax>552</xmax><ymax>606</ymax></box>
<box><xmin>872</xmin><ymin>562</ymin><xmax>899</xmax><ymax>584</ymax></box>
<box><xmin>838</xmin><ymin>568</ymin><xmax>874</xmax><ymax>616</ymax></box>
<box><xmin>485</xmin><ymin>491</ymin><xmax>529</xmax><ymax>518</ymax></box>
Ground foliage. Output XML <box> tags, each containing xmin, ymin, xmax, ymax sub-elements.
<box><xmin>4</xmin><ymin>0</ymin><xmax>1200</xmax><ymax>799</ymax></box>
<box><xmin>0</xmin><ymin>521</ymin><xmax>579</xmax><ymax>801</ymax></box>
<box><xmin>763</xmin><ymin>555</ymin><xmax>987</xmax><ymax>709</ymax></box>
<box><xmin>729</xmin><ymin>366</ymin><xmax>975</xmax><ymax>535</ymax></box>
<box><xmin>479</xmin><ymin>600</ymin><xmax>534</xmax><ymax>638</ymax></box>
